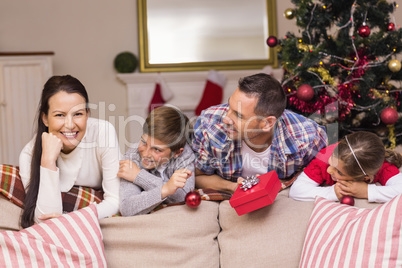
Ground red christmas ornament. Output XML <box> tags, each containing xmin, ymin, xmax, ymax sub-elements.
<box><xmin>185</xmin><ymin>191</ymin><xmax>201</xmax><ymax>208</ymax></box>
<box><xmin>266</xmin><ymin>36</ymin><xmax>278</xmax><ymax>47</ymax></box>
<box><xmin>358</xmin><ymin>25</ymin><xmax>371</xmax><ymax>38</ymax></box>
<box><xmin>340</xmin><ymin>195</ymin><xmax>355</xmax><ymax>206</ymax></box>
<box><xmin>386</xmin><ymin>22</ymin><xmax>396</xmax><ymax>32</ymax></box>
<box><xmin>381</xmin><ymin>107</ymin><xmax>398</xmax><ymax>125</ymax></box>
<box><xmin>296</xmin><ymin>84</ymin><xmax>315</xmax><ymax>102</ymax></box>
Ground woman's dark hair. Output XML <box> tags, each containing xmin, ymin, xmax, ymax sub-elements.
<box><xmin>238</xmin><ymin>73</ymin><xmax>286</xmax><ymax>118</ymax></box>
<box><xmin>21</xmin><ymin>75</ymin><xmax>89</xmax><ymax>228</ymax></box>
<box><xmin>143</xmin><ymin>106</ymin><xmax>192</xmax><ymax>152</ymax></box>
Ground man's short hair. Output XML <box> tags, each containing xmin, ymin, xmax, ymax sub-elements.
<box><xmin>238</xmin><ymin>73</ymin><xmax>286</xmax><ymax>118</ymax></box>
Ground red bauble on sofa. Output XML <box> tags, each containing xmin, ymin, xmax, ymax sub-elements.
<box><xmin>185</xmin><ymin>191</ymin><xmax>201</xmax><ymax>208</ymax></box>
<box><xmin>340</xmin><ymin>195</ymin><xmax>355</xmax><ymax>206</ymax></box>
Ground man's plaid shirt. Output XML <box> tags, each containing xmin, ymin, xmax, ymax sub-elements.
<box><xmin>191</xmin><ymin>104</ymin><xmax>328</xmax><ymax>181</ymax></box>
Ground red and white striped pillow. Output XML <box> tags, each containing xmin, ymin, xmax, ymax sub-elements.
<box><xmin>0</xmin><ymin>204</ymin><xmax>106</xmax><ymax>267</ymax></box>
<box><xmin>300</xmin><ymin>195</ymin><xmax>402</xmax><ymax>268</ymax></box>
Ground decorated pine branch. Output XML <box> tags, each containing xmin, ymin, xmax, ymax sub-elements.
<box><xmin>270</xmin><ymin>0</ymin><xmax>402</xmax><ymax>147</ymax></box>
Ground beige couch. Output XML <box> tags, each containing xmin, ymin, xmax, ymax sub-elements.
<box><xmin>0</xmin><ymin>188</ymin><xmax>382</xmax><ymax>268</ymax></box>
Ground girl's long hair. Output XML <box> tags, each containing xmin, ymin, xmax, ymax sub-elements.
<box><xmin>334</xmin><ymin>131</ymin><xmax>402</xmax><ymax>182</ymax></box>
<box><xmin>21</xmin><ymin>75</ymin><xmax>89</xmax><ymax>228</ymax></box>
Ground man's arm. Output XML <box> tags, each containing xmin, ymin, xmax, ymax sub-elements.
<box><xmin>195</xmin><ymin>168</ymin><xmax>238</xmax><ymax>194</ymax></box>
<box><xmin>303</xmin><ymin>124</ymin><xmax>329</xmax><ymax>165</ymax></box>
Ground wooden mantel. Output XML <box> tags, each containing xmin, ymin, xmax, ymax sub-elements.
<box><xmin>0</xmin><ymin>52</ymin><xmax>55</xmax><ymax>56</ymax></box>
<box><xmin>117</xmin><ymin>68</ymin><xmax>284</xmax><ymax>142</ymax></box>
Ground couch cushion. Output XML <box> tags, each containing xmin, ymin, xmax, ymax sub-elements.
<box><xmin>0</xmin><ymin>196</ymin><xmax>22</xmax><ymax>231</ymax></box>
<box><xmin>100</xmin><ymin>200</ymin><xmax>220</xmax><ymax>268</ymax></box>
<box><xmin>218</xmin><ymin>188</ymin><xmax>381</xmax><ymax>268</ymax></box>
<box><xmin>300</xmin><ymin>195</ymin><xmax>402</xmax><ymax>268</ymax></box>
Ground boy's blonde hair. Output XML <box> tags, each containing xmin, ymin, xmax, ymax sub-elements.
<box><xmin>143</xmin><ymin>106</ymin><xmax>192</xmax><ymax>152</ymax></box>
<box><xmin>333</xmin><ymin>131</ymin><xmax>402</xmax><ymax>182</ymax></box>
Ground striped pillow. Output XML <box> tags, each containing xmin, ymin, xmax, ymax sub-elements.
<box><xmin>300</xmin><ymin>195</ymin><xmax>402</xmax><ymax>268</ymax></box>
<box><xmin>0</xmin><ymin>204</ymin><xmax>106</xmax><ymax>267</ymax></box>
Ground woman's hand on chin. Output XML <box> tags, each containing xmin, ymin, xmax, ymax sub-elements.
<box><xmin>41</xmin><ymin>132</ymin><xmax>63</xmax><ymax>171</ymax></box>
<box><xmin>38</xmin><ymin>212</ymin><xmax>62</xmax><ymax>221</ymax></box>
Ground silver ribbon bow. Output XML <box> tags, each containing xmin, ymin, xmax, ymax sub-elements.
<box><xmin>240</xmin><ymin>175</ymin><xmax>260</xmax><ymax>191</ymax></box>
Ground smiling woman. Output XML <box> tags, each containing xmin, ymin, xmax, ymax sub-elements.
<box><xmin>18</xmin><ymin>75</ymin><xmax>121</xmax><ymax>228</ymax></box>
<box><xmin>41</xmin><ymin>91</ymin><xmax>88</xmax><ymax>155</ymax></box>
<box><xmin>138</xmin><ymin>0</ymin><xmax>278</xmax><ymax>72</ymax></box>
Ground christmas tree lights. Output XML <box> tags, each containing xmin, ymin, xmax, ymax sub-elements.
<box><xmin>276</xmin><ymin>0</ymin><xmax>402</xmax><ymax>147</ymax></box>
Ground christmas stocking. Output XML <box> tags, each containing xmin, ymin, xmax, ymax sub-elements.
<box><xmin>148</xmin><ymin>74</ymin><xmax>174</xmax><ymax>113</ymax></box>
<box><xmin>195</xmin><ymin>70</ymin><xmax>227</xmax><ymax>116</ymax></box>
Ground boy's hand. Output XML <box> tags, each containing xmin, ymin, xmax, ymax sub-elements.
<box><xmin>161</xmin><ymin>169</ymin><xmax>192</xmax><ymax>198</ymax></box>
<box><xmin>336</xmin><ymin>180</ymin><xmax>368</xmax><ymax>199</ymax></box>
<box><xmin>118</xmin><ymin>159</ymin><xmax>141</xmax><ymax>182</ymax></box>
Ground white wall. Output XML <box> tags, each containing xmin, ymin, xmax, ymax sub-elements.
<box><xmin>1</xmin><ymin>0</ymin><xmax>400</xmax><ymax>149</ymax></box>
<box><xmin>0</xmin><ymin>0</ymin><xmax>137</xmax><ymax>126</ymax></box>
<box><xmin>0</xmin><ymin>0</ymin><xmax>298</xmax><ymax>146</ymax></box>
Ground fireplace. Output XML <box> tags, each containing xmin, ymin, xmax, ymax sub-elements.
<box><xmin>117</xmin><ymin>68</ymin><xmax>283</xmax><ymax>142</ymax></box>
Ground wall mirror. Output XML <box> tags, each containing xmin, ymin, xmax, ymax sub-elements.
<box><xmin>138</xmin><ymin>0</ymin><xmax>278</xmax><ymax>72</ymax></box>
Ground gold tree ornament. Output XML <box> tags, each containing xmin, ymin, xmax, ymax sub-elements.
<box><xmin>284</xmin><ymin>8</ymin><xmax>295</xmax><ymax>19</ymax></box>
<box><xmin>387</xmin><ymin>125</ymin><xmax>396</xmax><ymax>149</ymax></box>
<box><xmin>388</xmin><ymin>59</ymin><xmax>401</xmax><ymax>73</ymax></box>
<box><xmin>308</xmin><ymin>67</ymin><xmax>336</xmax><ymax>85</ymax></box>
<box><xmin>297</xmin><ymin>43</ymin><xmax>314</xmax><ymax>52</ymax></box>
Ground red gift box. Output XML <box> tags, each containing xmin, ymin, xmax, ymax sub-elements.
<box><xmin>229</xmin><ymin>171</ymin><xmax>281</xmax><ymax>216</ymax></box>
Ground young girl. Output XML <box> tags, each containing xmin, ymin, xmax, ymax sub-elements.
<box><xmin>118</xmin><ymin>106</ymin><xmax>195</xmax><ymax>216</ymax></box>
<box><xmin>19</xmin><ymin>75</ymin><xmax>120</xmax><ymax>228</ymax></box>
<box><xmin>289</xmin><ymin>131</ymin><xmax>402</xmax><ymax>203</ymax></box>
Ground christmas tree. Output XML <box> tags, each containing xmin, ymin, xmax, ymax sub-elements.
<box><xmin>275</xmin><ymin>0</ymin><xmax>402</xmax><ymax>147</ymax></box>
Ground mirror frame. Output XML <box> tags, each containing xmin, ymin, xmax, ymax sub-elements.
<box><xmin>137</xmin><ymin>0</ymin><xmax>278</xmax><ymax>72</ymax></box>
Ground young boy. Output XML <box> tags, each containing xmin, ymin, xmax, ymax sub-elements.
<box><xmin>118</xmin><ymin>106</ymin><xmax>195</xmax><ymax>216</ymax></box>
